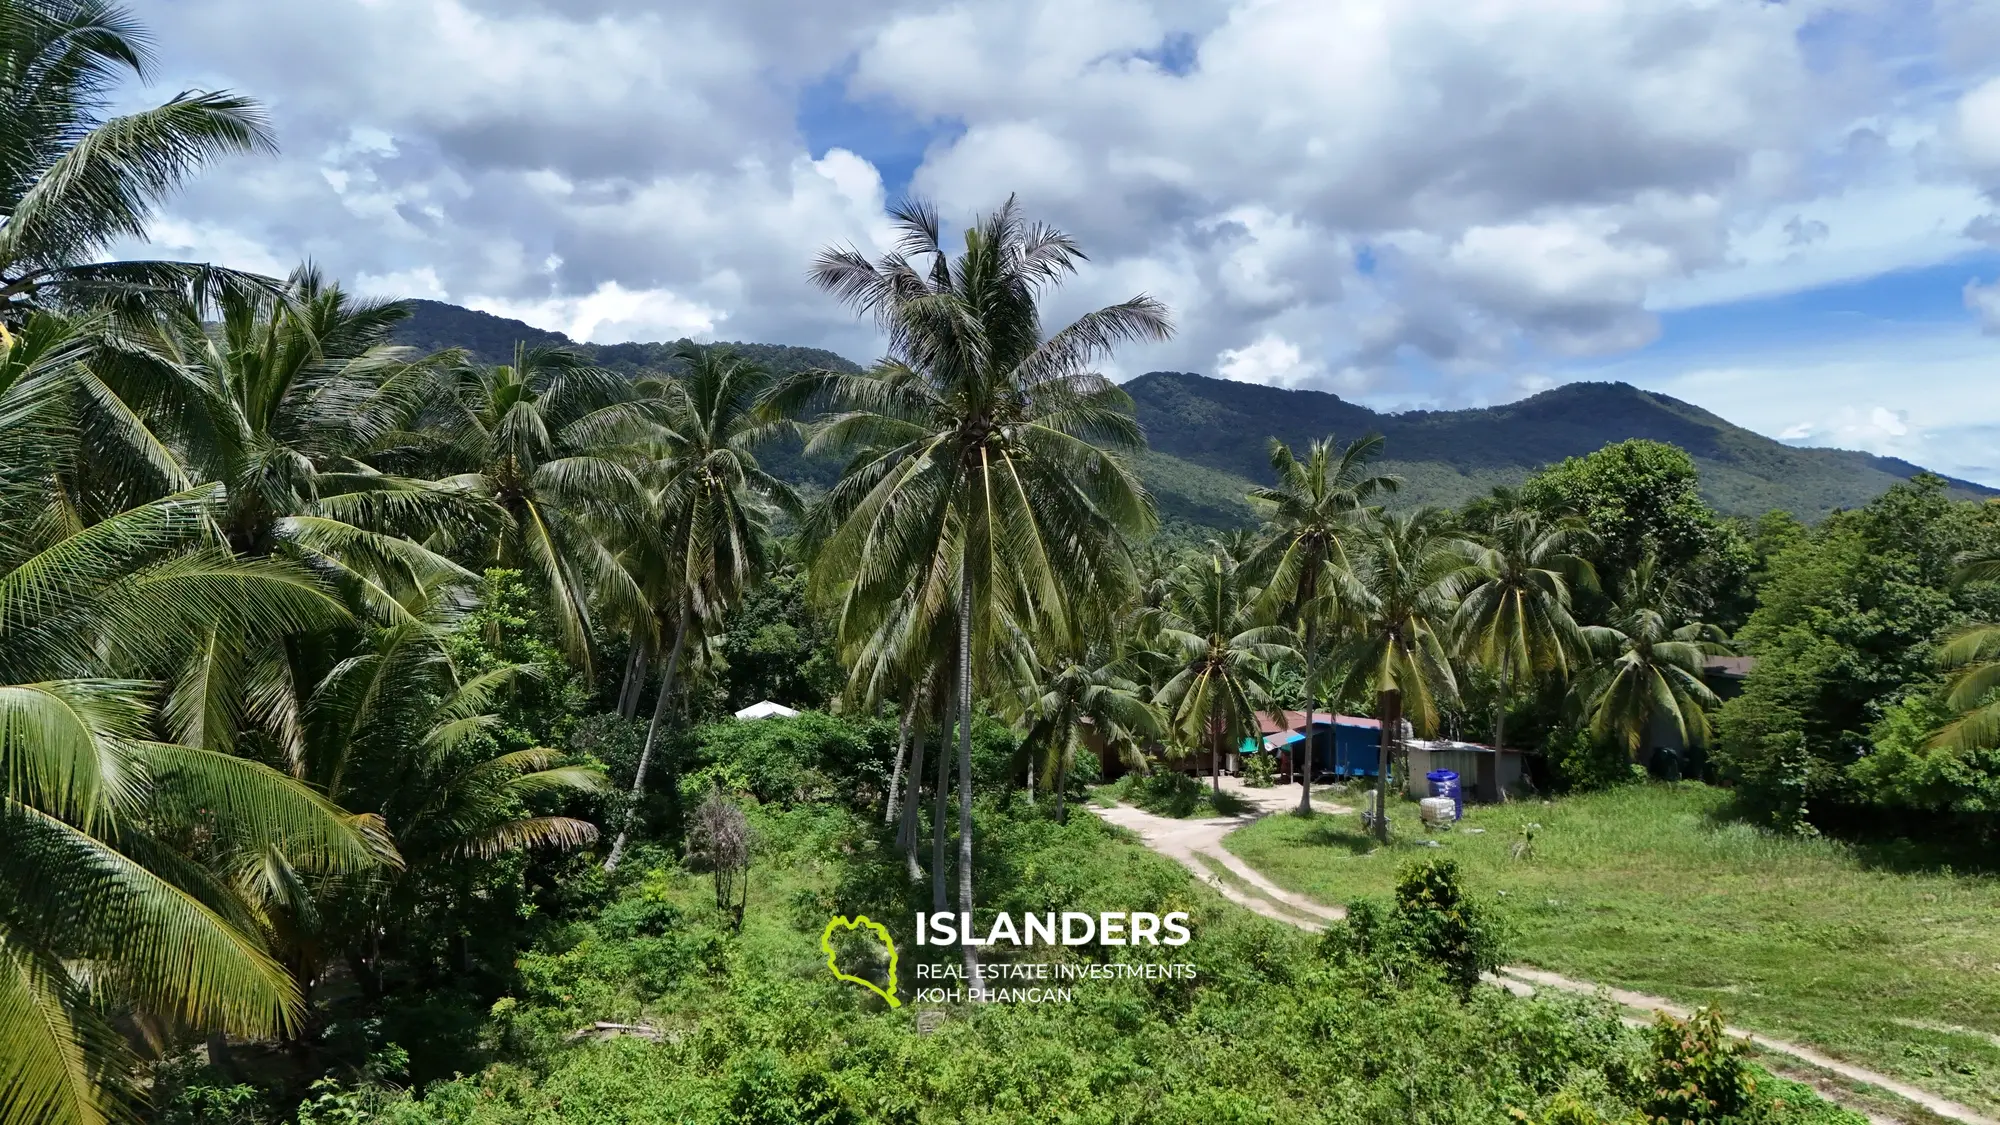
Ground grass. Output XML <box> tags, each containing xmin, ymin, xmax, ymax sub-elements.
<box><xmin>1224</xmin><ymin>782</ymin><xmax>2000</xmax><ymax>1117</ymax></box>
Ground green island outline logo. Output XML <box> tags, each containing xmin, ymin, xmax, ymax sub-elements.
<box><xmin>820</xmin><ymin>914</ymin><xmax>901</xmax><ymax>1008</ymax></box>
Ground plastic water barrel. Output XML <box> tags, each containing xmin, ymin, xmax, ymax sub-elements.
<box><xmin>1419</xmin><ymin>797</ymin><xmax>1455</xmax><ymax>824</ymax></box>
<box><xmin>1425</xmin><ymin>769</ymin><xmax>1462</xmax><ymax>820</ymax></box>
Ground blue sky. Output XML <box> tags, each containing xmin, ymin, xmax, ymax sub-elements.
<box><xmin>130</xmin><ymin>0</ymin><xmax>2000</xmax><ymax>484</ymax></box>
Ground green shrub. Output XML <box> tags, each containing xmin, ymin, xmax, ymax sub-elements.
<box><xmin>1642</xmin><ymin>1007</ymin><xmax>1756</xmax><ymax>1125</ymax></box>
<box><xmin>1390</xmin><ymin>858</ymin><xmax>1509</xmax><ymax>997</ymax></box>
<box><xmin>1546</xmin><ymin>724</ymin><xmax>1642</xmax><ymax>793</ymax></box>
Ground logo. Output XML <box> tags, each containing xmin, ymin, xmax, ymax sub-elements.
<box><xmin>821</xmin><ymin>914</ymin><xmax>901</xmax><ymax>1007</ymax></box>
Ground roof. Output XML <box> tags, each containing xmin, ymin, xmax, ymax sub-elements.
<box><xmin>1253</xmin><ymin>710</ymin><xmax>1382</xmax><ymax>734</ymax></box>
<box><xmin>733</xmin><ymin>700</ymin><xmax>800</xmax><ymax>720</ymax></box>
<box><xmin>1406</xmin><ymin>738</ymin><xmax>1520</xmax><ymax>755</ymax></box>
<box><xmin>1704</xmin><ymin>656</ymin><xmax>1756</xmax><ymax>678</ymax></box>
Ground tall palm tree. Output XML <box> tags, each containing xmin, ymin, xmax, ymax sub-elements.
<box><xmin>1454</xmin><ymin>508</ymin><xmax>1595</xmax><ymax>763</ymax></box>
<box><xmin>1156</xmin><ymin>554</ymin><xmax>1293</xmax><ymax>793</ymax></box>
<box><xmin>400</xmin><ymin>342</ymin><xmax>653</xmax><ymax>672</ymax></box>
<box><xmin>1574</xmin><ymin>557</ymin><xmax>1729</xmax><ymax>761</ymax></box>
<box><xmin>1249</xmin><ymin>435</ymin><xmax>1398</xmax><ymax>812</ymax></box>
<box><xmin>0</xmin><ymin>1</ymin><xmax>279</xmax><ymax>319</ymax></box>
<box><xmin>603</xmin><ymin>344</ymin><xmax>797</xmax><ymax>872</ymax></box>
<box><xmin>1336</xmin><ymin>511</ymin><xmax>1476</xmax><ymax>841</ymax></box>
<box><xmin>772</xmin><ymin>198</ymin><xmax>1168</xmax><ymax>968</ymax></box>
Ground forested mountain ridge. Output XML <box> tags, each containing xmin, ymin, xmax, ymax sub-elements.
<box><xmin>393</xmin><ymin>300</ymin><xmax>1994</xmax><ymax>523</ymax></box>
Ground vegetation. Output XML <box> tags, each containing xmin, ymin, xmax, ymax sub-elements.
<box><xmin>1226</xmin><ymin>784</ymin><xmax>2000</xmax><ymax>1117</ymax></box>
<box><xmin>1</xmin><ymin>5</ymin><xmax>1995</xmax><ymax>1123</ymax></box>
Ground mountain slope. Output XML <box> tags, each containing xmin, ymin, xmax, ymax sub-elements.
<box><xmin>1125</xmin><ymin>372</ymin><xmax>1995</xmax><ymax>522</ymax></box>
<box><xmin>389</xmin><ymin>301</ymin><xmax>1993</xmax><ymax>525</ymax></box>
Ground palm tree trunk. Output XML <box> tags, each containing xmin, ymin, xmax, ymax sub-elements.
<box><xmin>1493</xmin><ymin>652</ymin><xmax>1509</xmax><ymax>760</ymax></box>
<box><xmin>1211</xmin><ymin>707</ymin><xmax>1222</xmax><ymax>794</ymax></box>
<box><xmin>932</xmin><ymin>692</ymin><xmax>951</xmax><ymax>912</ymax></box>
<box><xmin>1299</xmin><ymin>621</ymin><xmax>1316</xmax><ymax>814</ymax></box>
<box><xmin>902</xmin><ymin>704</ymin><xmax>927</xmax><ymax>881</ymax></box>
<box><xmin>886</xmin><ymin>698</ymin><xmax>913</xmax><ymax>824</ymax></box>
<box><xmin>1373</xmin><ymin>688</ymin><xmax>1399</xmax><ymax>843</ymax></box>
<box><xmin>616</xmin><ymin>627</ymin><xmax>648</xmax><ymax>719</ymax></box>
<box><xmin>604</xmin><ymin>603</ymin><xmax>688</xmax><ymax>872</ymax></box>
<box><xmin>956</xmin><ymin>565</ymin><xmax>979</xmax><ymax>983</ymax></box>
<box><xmin>1054</xmin><ymin>737</ymin><xmax>1070</xmax><ymax>824</ymax></box>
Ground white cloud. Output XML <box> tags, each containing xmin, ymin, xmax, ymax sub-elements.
<box><xmin>1215</xmin><ymin>335</ymin><xmax>1322</xmax><ymax>388</ymax></box>
<box><xmin>467</xmin><ymin>282</ymin><xmax>721</xmax><ymax>344</ymax></box>
<box><xmin>104</xmin><ymin>0</ymin><xmax>2000</xmax><ymax>476</ymax></box>
<box><xmin>1967</xmin><ymin>277</ymin><xmax>2000</xmax><ymax>334</ymax></box>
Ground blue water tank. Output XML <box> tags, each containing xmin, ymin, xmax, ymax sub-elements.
<box><xmin>1426</xmin><ymin>769</ymin><xmax>1462</xmax><ymax>820</ymax></box>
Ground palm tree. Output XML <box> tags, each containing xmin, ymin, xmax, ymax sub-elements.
<box><xmin>0</xmin><ymin>1</ymin><xmax>279</xmax><ymax>318</ymax></box>
<box><xmin>1156</xmin><ymin>554</ymin><xmax>1293</xmax><ymax>793</ymax></box>
<box><xmin>1249</xmin><ymin>435</ymin><xmax>1398</xmax><ymax>812</ymax></box>
<box><xmin>403</xmin><ymin>342</ymin><xmax>654</xmax><ymax>672</ymax></box>
<box><xmin>1922</xmin><ymin>550</ymin><xmax>2000</xmax><ymax>755</ymax></box>
<box><xmin>1454</xmin><ymin>508</ymin><xmax>1595</xmax><ymax>765</ymax></box>
<box><xmin>772</xmin><ymin>198</ymin><xmax>1168</xmax><ymax>968</ymax></box>
<box><xmin>0</xmin><ymin>472</ymin><xmax>391</xmax><ymax>1125</ymax></box>
<box><xmin>603</xmin><ymin>344</ymin><xmax>798</xmax><ymax>872</ymax></box>
<box><xmin>1574</xmin><ymin>557</ymin><xmax>1730</xmax><ymax>761</ymax></box>
<box><xmin>1336</xmin><ymin>511</ymin><xmax>1476</xmax><ymax>841</ymax></box>
<box><xmin>294</xmin><ymin>607</ymin><xmax>606</xmax><ymax>1004</ymax></box>
<box><xmin>1008</xmin><ymin>642</ymin><xmax>1161</xmax><ymax>822</ymax></box>
<box><xmin>101</xmin><ymin>268</ymin><xmax>477</xmax><ymax>764</ymax></box>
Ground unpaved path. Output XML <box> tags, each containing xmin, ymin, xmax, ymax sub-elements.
<box><xmin>1091</xmin><ymin>785</ymin><xmax>1996</xmax><ymax>1125</ymax></box>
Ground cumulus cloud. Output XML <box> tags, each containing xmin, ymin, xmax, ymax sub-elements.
<box><xmin>1967</xmin><ymin>278</ymin><xmax>2000</xmax><ymax>334</ymax></box>
<box><xmin>112</xmin><ymin>0</ymin><xmax>2000</xmax><ymax>424</ymax></box>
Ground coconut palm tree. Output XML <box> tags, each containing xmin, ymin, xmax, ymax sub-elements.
<box><xmin>0</xmin><ymin>476</ymin><xmax>392</xmax><ymax>1125</ymax></box>
<box><xmin>1574</xmin><ymin>556</ymin><xmax>1730</xmax><ymax>761</ymax></box>
<box><xmin>1920</xmin><ymin>550</ymin><xmax>2000</xmax><ymax>755</ymax></box>
<box><xmin>603</xmin><ymin>344</ymin><xmax>798</xmax><ymax>872</ymax></box>
<box><xmin>1454</xmin><ymin>508</ymin><xmax>1595</xmax><ymax>763</ymax></box>
<box><xmin>98</xmin><ymin>268</ymin><xmax>478</xmax><ymax>766</ymax></box>
<box><xmin>771</xmin><ymin>198</ymin><xmax>1168</xmax><ymax>964</ymax></box>
<box><xmin>1249</xmin><ymin>435</ymin><xmax>1398</xmax><ymax>812</ymax></box>
<box><xmin>0</xmin><ymin>0</ymin><xmax>279</xmax><ymax>319</ymax></box>
<box><xmin>290</xmin><ymin>606</ymin><xmax>606</xmax><ymax>1005</ymax></box>
<box><xmin>1156</xmin><ymin>553</ymin><xmax>1293</xmax><ymax>793</ymax></box>
<box><xmin>1007</xmin><ymin>641</ymin><xmax>1161</xmax><ymax>822</ymax></box>
<box><xmin>399</xmin><ymin>342</ymin><xmax>654</xmax><ymax>672</ymax></box>
<box><xmin>1335</xmin><ymin>510</ymin><xmax>1476</xmax><ymax>841</ymax></box>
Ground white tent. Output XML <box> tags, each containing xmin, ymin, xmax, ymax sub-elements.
<box><xmin>732</xmin><ymin>700</ymin><xmax>799</xmax><ymax>721</ymax></box>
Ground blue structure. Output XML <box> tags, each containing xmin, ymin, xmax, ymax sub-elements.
<box><xmin>1242</xmin><ymin>715</ymin><xmax>1381</xmax><ymax>778</ymax></box>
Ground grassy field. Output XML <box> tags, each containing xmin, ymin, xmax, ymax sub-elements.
<box><xmin>1224</xmin><ymin>783</ymin><xmax>2000</xmax><ymax>1117</ymax></box>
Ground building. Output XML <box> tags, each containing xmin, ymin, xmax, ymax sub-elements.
<box><xmin>1403</xmin><ymin>739</ymin><xmax>1528</xmax><ymax>803</ymax></box>
<box><xmin>1243</xmin><ymin>711</ymin><xmax>1385</xmax><ymax>781</ymax></box>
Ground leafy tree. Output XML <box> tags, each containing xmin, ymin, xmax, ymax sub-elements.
<box><xmin>1335</xmin><ymin>511</ymin><xmax>1475</xmax><ymax>841</ymax></box>
<box><xmin>1521</xmin><ymin>439</ymin><xmax>1749</xmax><ymax>623</ymax></box>
<box><xmin>1575</xmin><ymin>558</ymin><xmax>1729</xmax><ymax>763</ymax></box>
<box><xmin>1249</xmin><ymin>435</ymin><xmax>1398</xmax><ymax>812</ymax></box>
<box><xmin>1716</xmin><ymin>477</ymin><xmax>2000</xmax><ymax>827</ymax></box>
<box><xmin>605</xmin><ymin>344</ymin><xmax>797</xmax><ymax>871</ymax></box>
<box><xmin>0</xmin><ymin>0</ymin><xmax>277</xmax><ymax>317</ymax></box>
<box><xmin>773</xmin><ymin>197</ymin><xmax>1167</xmax><ymax>968</ymax></box>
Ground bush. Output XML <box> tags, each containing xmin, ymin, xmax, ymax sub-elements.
<box><xmin>1390</xmin><ymin>858</ymin><xmax>1508</xmax><ymax>997</ymax></box>
<box><xmin>1643</xmin><ymin>1007</ymin><xmax>1756</xmax><ymax>1125</ymax></box>
<box><xmin>1546</xmin><ymin>724</ymin><xmax>1642</xmax><ymax>793</ymax></box>
<box><xmin>1108</xmin><ymin>770</ymin><xmax>1252</xmax><ymax>818</ymax></box>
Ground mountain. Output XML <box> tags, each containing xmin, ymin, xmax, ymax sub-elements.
<box><xmin>1123</xmin><ymin>372</ymin><xmax>1995</xmax><ymax>524</ymax></box>
<box><xmin>390</xmin><ymin>301</ymin><xmax>1994</xmax><ymax>525</ymax></box>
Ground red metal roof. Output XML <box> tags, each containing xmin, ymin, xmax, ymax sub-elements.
<box><xmin>1253</xmin><ymin>710</ymin><xmax>1381</xmax><ymax>732</ymax></box>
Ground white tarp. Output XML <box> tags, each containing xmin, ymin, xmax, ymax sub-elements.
<box><xmin>732</xmin><ymin>700</ymin><xmax>799</xmax><ymax>720</ymax></box>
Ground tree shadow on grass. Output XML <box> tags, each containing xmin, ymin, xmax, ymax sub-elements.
<box><xmin>1701</xmin><ymin>788</ymin><xmax>2000</xmax><ymax>878</ymax></box>
<box><xmin>1294</xmin><ymin>819</ymin><xmax>1380</xmax><ymax>856</ymax></box>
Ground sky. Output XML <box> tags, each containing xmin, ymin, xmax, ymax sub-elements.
<box><xmin>127</xmin><ymin>0</ymin><xmax>2000</xmax><ymax>483</ymax></box>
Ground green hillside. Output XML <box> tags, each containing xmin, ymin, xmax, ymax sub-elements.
<box><xmin>392</xmin><ymin>302</ymin><xmax>1994</xmax><ymax>526</ymax></box>
<box><xmin>1125</xmin><ymin>371</ymin><xmax>1996</xmax><ymax>523</ymax></box>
